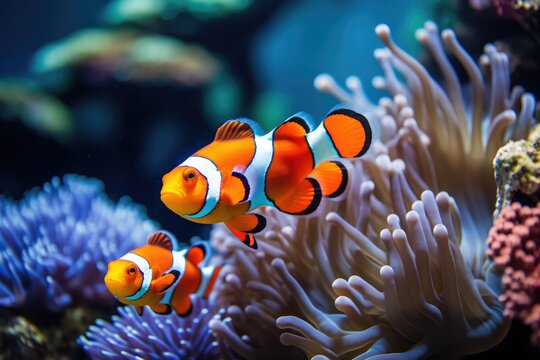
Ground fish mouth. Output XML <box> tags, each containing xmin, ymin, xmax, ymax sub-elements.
<box><xmin>160</xmin><ymin>191</ymin><xmax>185</xmax><ymax>211</ymax></box>
<box><xmin>160</xmin><ymin>190</ymin><xmax>181</xmax><ymax>199</ymax></box>
<box><xmin>104</xmin><ymin>276</ymin><xmax>122</xmax><ymax>294</ymax></box>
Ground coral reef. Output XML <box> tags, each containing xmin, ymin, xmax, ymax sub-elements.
<box><xmin>0</xmin><ymin>315</ymin><xmax>47</xmax><ymax>359</ymax></box>
<box><xmin>494</xmin><ymin>124</ymin><xmax>540</xmax><ymax>213</ymax></box>
<box><xmin>0</xmin><ymin>174</ymin><xmax>157</xmax><ymax>311</ymax></box>
<box><xmin>33</xmin><ymin>29</ymin><xmax>220</xmax><ymax>86</ymax></box>
<box><xmin>209</xmin><ymin>21</ymin><xmax>537</xmax><ymax>359</ymax></box>
<box><xmin>0</xmin><ymin>305</ymin><xmax>112</xmax><ymax>360</ymax></box>
<box><xmin>487</xmin><ymin>201</ymin><xmax>540</xmax><ymax>347</ymax></box>
<box><xmin>78</xmin><ymin>297</ymin><xmax>223</xmax><ymax>359</ymax></box>
<box><xmin>470</xmin><ymin>0</ymin><xmax>540</xmax><ymax>39</ymax></box>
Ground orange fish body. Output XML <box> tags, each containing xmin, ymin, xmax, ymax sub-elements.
<box><xmin>161</xmin><ymin>108</ymin><xmax>372</xmax><ymax>249</ymax></box>
<box><xmin>104</xmin><ymin>231</ymin><xmax>221</xmax><ymax>316</ymax></box>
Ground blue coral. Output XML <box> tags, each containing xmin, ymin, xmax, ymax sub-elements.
<box><xmin>0</xmin><ymin>174</ymin><xmax>157</xmax><ymax>311</ymax></box>
<box><xmin>78</xmin><ymin>297</ymin><xmax>223</xmax><ymax>359</ymax></box>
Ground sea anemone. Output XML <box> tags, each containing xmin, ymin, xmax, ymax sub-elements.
<box><xmin>0</xmin><ymin>174</ymin><xmax>157</xmax><ymax>311</ymax></box>
<box><xmin>78</xmin><ymin>297</ymin><xmax>223</xmax><ymax>359</ymax></box>
<box><xmin>487</xmin><ymin>201</ymin><xmax>540</xmax><ymax>347</ymax></box>
<box><xmin>209</xmin><ymin>21</ymin><xmax>537</xmax><ymax>358</ymax></box>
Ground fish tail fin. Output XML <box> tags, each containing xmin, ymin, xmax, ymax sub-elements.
<box><xmin>307</xmin><ymin>108</ymin><xmax>372</xmax><ymax>161</ymax></box>
<box><xmin>308</xmin><ymin>160</ymin><xmax>349</xmax><ymax>198</ymax></box>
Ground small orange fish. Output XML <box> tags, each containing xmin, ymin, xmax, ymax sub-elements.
<box><xmin>104</xmin><ymin>231</ymin><xmax>221</xmax><ymax>316</ymax></box>
<box><xmin>161</xmin><ymin>108</ymin><xmax>372</xmax><ymax>249</ymax></box>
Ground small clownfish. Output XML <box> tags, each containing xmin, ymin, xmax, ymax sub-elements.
<box><xmin>161</xmin><ymin>108</ymin><xmax>372</xmax><ymax>249</ymax></box>
<box><xmin>104</xmin><ymin>231</ymin><xmax>222</xmax><ymax>316</ymax></box>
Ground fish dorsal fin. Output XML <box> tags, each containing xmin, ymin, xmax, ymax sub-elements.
<box><xmin>223</xmin><ymin>171</ymin><xmax>250</xmax><ymax>205</ymax></box>
<box><xmin>147</xmin><ymin>231</ymin><xmax>176</xmax><ymax>251</ymax></box>
<box><xmin>215</xmin><ymin>119</ymin><xmax>263</xmax><ymax>142</ymax></box>
<box><xmin>273</xmin><ymin>112</ymin><xmax>315</xmax><ymax>141</ymax></box>
<box><xmin>186</xmin><ymin>243</ymin><xmax>208</xmax><ymax>266</ymax></box>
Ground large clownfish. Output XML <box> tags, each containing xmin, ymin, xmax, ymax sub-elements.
<box><xmin>161</xmin><ymin>108</ymin><xmax>372</xmax><ymax>249</ymax></box>
<box><xmin>104</xmin><ymin>231</ymin><xmax>221</xmax><ymax>316</ymax></box>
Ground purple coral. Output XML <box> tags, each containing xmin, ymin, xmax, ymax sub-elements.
<box><xmin>0</xmin><ymin>174</ymin><xmax>157</xmax><ymax>311</ymax></box>
<box><xmin>487</xmin><ymin>201</ymin><xmax>540</xmax><ymax>346</ymax></box>
<box><xmin>78</xmin><ymin>297</ymin><xmax>223</xmax><ymax>359</ymax></box>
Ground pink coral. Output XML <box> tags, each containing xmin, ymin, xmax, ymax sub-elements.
<box><xmin>487</xmin><ymin>201</ymin><xmax>540</xmax><ymax>346</ymax></box>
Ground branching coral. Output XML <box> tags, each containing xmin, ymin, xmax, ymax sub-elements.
<box><xmin>487</xmin><ymin>201</ymin><xmax>540</xmax><ymax>347</ymax></box>
<box><xmin>209</xmin><ymin>21</ymin><xmax>537</xmax><ymax>359</ymax></box>
<box><xmin>0</xmin><ymin>174</ymin><xmax>157</xmax><ymax>311</ymax></box>
<box><xmin>33</xmin><ymin>29</ymin><xmax>220</xmax><ymax>86</ymax></box>
<box><xmin>78</xmin><ymin>297</ymin><xmax>223</xmax><ymax>359</ymax></box>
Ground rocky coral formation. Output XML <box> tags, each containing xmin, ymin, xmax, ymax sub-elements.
<box><xmin>470</xmin><ymin>0</ymin><xmax>540</xmax><ymax>42</ymax></box>
<box><xmin>0</xmin><ymin>174</ymin><xmax>157</xmax><ymax>311</ymax></box>
<box><xmin>494</xmin><ymin>124</ymin><xmax>540</xmax><ymax>214</ymax></box>
<box><xmin>487</xmin><ymin>201</ymin><xmax>540</xmax><ymax>347</ymax></box>
<box><xmin>208</xmin><ymin>21</ymin><xmax>538</xmax><ymax>359</ymax></box>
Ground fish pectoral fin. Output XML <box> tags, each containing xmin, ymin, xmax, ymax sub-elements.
<box><xmin>309</xmin><ymin>160</ymin><xmax>349</xmax><ymax>198</ymax></box>
<box><xmin>150</xmin><ymin>303</ymin><xmax>172</xmax><ymax>315</ymax></box>
<box><xmin>151</xmin><ymin>271</ymin><xmax>179</xmax><ymax>293</ymax></box>
<box><xmin>222</xmin><ymin>172</ymin><xmax>250</xmax><ymax>205</ymax></box>
<box><xmin>224</xmin><ymin>222</ymin><xmax>259</xmax><ymax>250</ymax></box>
<box><xmin>273</xmin><ymin>177</ymin><xmax>322</xmax><ymax>215</ymax></box>
<box><xmin>171</xmin><ymin>294</ymin><xmax>193</xmax><ymax>317</ymax></box>
<box><xmin>135</xmin><ymin>306</ymin><xmax>144</xmax><ymax>316</ymax></box>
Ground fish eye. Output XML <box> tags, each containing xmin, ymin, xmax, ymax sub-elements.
<box><xmin>183</xmin><ymin>170</ymin><xmax>197</xmax><ymax>182</ymax></box>
<box><xmin>127</xmin><ymin>266</ymin><xmax>136</xmax><ymax>275</ymax></box>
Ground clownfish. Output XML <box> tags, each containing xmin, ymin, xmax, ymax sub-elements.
<box><xmin>161</xmin><ymin>108</ymin><xmax>372</xmax><ymax>249</ymax></box>
<box><xmin>104</xmin><ymin>231</ymin><xmax>221</xmax><ymax>316</ymax></box>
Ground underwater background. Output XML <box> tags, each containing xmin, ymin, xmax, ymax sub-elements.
<box><xmin>2</xmin><ymin>0</ymin><xmax>540</xmax><ymax>359</ymax></box>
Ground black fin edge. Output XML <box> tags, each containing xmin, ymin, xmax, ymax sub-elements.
<box><xmin>276</xmin><ymin>178</ymin><xmax>322</xmax><ymax>216</ymax></box>
<box><xmin>159</xmin><ymin>270</ymin><xmax>180</xmax><ymax>293</ymax></box>
<box><xmin>243</xmin><ymin>234</ymin><xmax>258</xmax><ymax>250</ymax></box>
<box><xmin>327</xmin><ymin>161</ymin><xmax>348</xmax><ymax>198</ymax></box>
<box><xmin>154</xmin><ymin>304</ymin><xmax>172</xmax><ymax>315</ymax></box>
<box><xmin>245</xmin><ymin>214</ymin><xmax>266</xmax><ymax>234</ymax></box>
<box><xmin>178</xmin><ymin>303</ymin><xmax>193</xmax><ymax>317</ymax></box>
<box><xmin>325</xmin><ymin>108</ymin><xmax>372</xmax><ymax>158</ymax></box>
<box><xmin>232</xmin><ymin>171</ymin><xmax>250</xmax><ymax>203</ymax></box>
